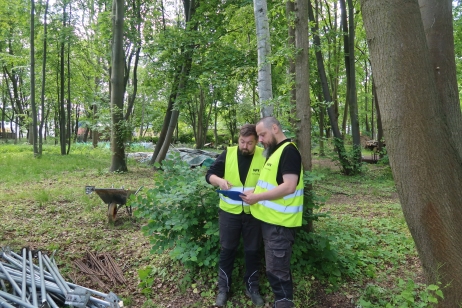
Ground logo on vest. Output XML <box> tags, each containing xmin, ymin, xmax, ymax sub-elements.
<box><xmin>266</xmin><ymin>163</ymin><xmax>272</xmax><ymax>167</ymax></box>
<box><xmin>253</xmin><ymin>168</ymin><xmax>260</xmax><ymax>172</ymax></box>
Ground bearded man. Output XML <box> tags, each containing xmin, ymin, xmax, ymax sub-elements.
<box><xmin>206</xmin><ymin>124</ymin><xmax>266</xmax><ymax>307</ymax></box>
<box><xmin>241</xmin><ymin>117</ymin><xmax>303</xmax><ymax>308</ymax></box>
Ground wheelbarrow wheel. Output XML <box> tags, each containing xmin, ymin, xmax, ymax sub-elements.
<box><xmin>108</xmin><ymin>202</ymin><xmax>118</xmax><ymax>223</ymax></box>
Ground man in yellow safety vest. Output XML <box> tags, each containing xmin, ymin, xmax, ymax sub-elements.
<box><xmin>206</xmin><ymin>124</ymin><xmax>266</xmax><ymax>307</ymax></box>
<box><xmin>241</xmin><ymin>117</ymin><xmax>303</xmax><ymax>308</ymax></box>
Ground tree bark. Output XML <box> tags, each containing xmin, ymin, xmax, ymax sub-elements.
<box><xmin>109</xmin><ymin>0</ymin><xmax>127</xmax><ymax>172</ymax></box>
<box><xmin>30</xmin><ymin>0</ymin><xmax>38</xmax><ymax>156</ymax></box>
<box><xmin>346</xmin><ymin>0</ymin><xmax>360</xmax><ymax>152</ymax></box>
<box><xmin>92</xmin><ymin>104</ymin><xmax>99</xmax><ymax>148</ymax></box>
<box><xmin>294</xmin><ymin>0</ymin><xmax>312</xmax><ymax>233</ymax></box>
<box><xmin>294</xmin><ymin>0</ymin><xmax>311</xmax><ymax>171</ymax></box>
<box><xmin>253</xmin><ymin>0</ymin><xmax>273</xmax><ymax>117</ymax></box>
<box><xmin>286</xmin><ymin>0</ymin><xmax>296</xmax><ymax>125</ymax></box>
<box><xmin>59</xmin><ymin>3</ymin><xmax>66</xmax><ymax>155</ymax></box>
<box><xmin>39</xmin><ymin>0</ymin><xmax>49</xmax><ymax>155</ymax></box>
<box><xmin>419</xmin><ymin>0</ymin><xmax>462</xmax><ymax>160</ymax></box>
<box><xmin>361</xmin><ymin>0</ymin><xmax>462</xmax><ymax>305</ymax></box>
<box><xmin>372</xmin><ymin>78</ymin><xmax>384</xmax><ymax>156</ymax></box>
<box><xmin>66</xmin><ymin>4</ymin><xmax>72</xmax><ymax>155</ymax></box>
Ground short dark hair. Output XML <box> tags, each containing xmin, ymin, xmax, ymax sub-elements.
<box><xmin>239</xmin><ymin>124</ymin><xmax>258</xmax><ymax>140</ymax></box>
<box><xmin>257</xmin><ymin>117</ymin><xmax>281</xmax><ymax>130</ymax></box>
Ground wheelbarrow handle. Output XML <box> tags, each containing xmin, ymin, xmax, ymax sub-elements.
<box><xmin>85</xmin><ymin>186</ymin><xmax>95</xmax><ymax>194</ymax></box>
<box><xmin>134</xmin><ymin>186</ymin><xmax>143</xmax><ymax>195</ymax></box>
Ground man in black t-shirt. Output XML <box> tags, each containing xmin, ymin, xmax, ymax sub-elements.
<box><xmin>242</xmin><ymin>117</ymin><xmax>303</xmax><ymax>308</ymax></box>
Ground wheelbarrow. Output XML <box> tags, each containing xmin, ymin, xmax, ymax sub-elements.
<box><xmin>85</xmin><ymin>186</ymin><xmax>143</xmax><ymax>223</ymax></box>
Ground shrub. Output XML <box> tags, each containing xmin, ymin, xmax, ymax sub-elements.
<box><xmin>176</xmin><ymin>132</ymin><xmax>194</xmax><ymax>144</ymax></box>
<box><xmin>291</xmin><ymin>171</ymin><xmax>359</xmax><ymax>289</ymax></box>
<box><xmin>133</xmin><ymin>155</ymin><xmax>354</xmax><ymax>291</ymax></box>
<box><xmin>133</xmin><ymin>152</ymin><xmax>220</xmax><ymax>270</ymax></box>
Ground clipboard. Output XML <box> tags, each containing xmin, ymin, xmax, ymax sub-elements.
<box><xmin>216</xmin><ymin>190</ymin><xmax>246</xmax><ymax>201</ymax></box>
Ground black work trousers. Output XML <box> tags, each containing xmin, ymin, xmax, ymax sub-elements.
<box><xmin>261</xmin><ymin>221</ymin><xmax>295</xmax><ymax>306</ymax></box>
<box><xmin>217</xmin><ymin>209</ymin><xmax>262</xmax><ymax>293</ymax></box>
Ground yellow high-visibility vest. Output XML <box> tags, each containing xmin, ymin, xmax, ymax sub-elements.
<box><xmin>219</xmin><ymin>146</ymin><xmax>265</xmax><ymax>214</ymax></box>
<box><xmin>252</xmin><ymin>142</ymin><xmax>304</xmax><ymax>227</ymax></box>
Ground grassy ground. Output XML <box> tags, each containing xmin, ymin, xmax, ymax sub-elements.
<box><xmin>0</xmin><ymin>143</ymin><xmax>436</xmax><ymax>307</ymax></box>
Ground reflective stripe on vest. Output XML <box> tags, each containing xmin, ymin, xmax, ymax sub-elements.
<box><xmin>252</xmin><ymin>142</ymin><xmax>304</xmax><ymax>227</ymax></box>
<box><xmin>219</xmin><ymin>146</ymin><xmax>265</xmax><ymax>214</ymax></box>
<box><xmin>256</xmin><ymin>180</ymin><xmax>304</xmax><ymax>200</ymax></box>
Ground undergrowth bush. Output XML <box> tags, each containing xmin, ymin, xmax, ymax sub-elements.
<box><xmin>291</xmin><ymin>171</ymin><xmax>361</xmax><ymax>289</ymax></box>
<box><xmin>133</xmin><ymin>152</ymin><xmax>220</xmax><ymax>269</ymax></box>
<box><xmin>357</xmin><ymin>279</ymin><xmax>443</xmax><ymax>307</ymax></box>
<box><xmin>133</xmin><ymin>153</ymin><xmax>360</xmax><ymax>292</ymax></box>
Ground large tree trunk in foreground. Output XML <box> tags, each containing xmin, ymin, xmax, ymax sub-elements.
<box><xmin>361</xmin><ymin>0</ymin><xmax>462</xmax><ymax>306</ymax></box>
<box><xmin>109</xmin><ymin>0</ymin><xmax>127</xmax><ymax>172</ymax></box>
<box><xmin>419</xmin><ymin>0</ymin><xmax>462</xmax><ymax>161</ymax></box>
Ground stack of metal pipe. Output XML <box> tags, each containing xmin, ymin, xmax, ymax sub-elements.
<box><xmin>0</xmin><ymin>248</ymin><xmax>122</xmax><ymax>308</ymax></box>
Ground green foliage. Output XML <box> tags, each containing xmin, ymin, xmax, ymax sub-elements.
<box><xmin>291</xmin><ymin>170</ymin><xmax>359</xmax><ymax>289</ymax></box>
<box><xmin>331</xmin><ymin>138</ymin><xmax>364</xmax><ymax>175</ymax></box>
<box><xmin>133</xmin><ymin>152</ymin><xmax>220</xmax><ymax>270</ymax></box>
<box><xmin>357</xmin><ymin>279</ymin><xmax>444</xmax><ymax>308</ymax></box>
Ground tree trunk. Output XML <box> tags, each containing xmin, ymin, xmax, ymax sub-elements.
<box><xmin>124</xmin><ymin>46</ymin><xmax>141</xmax><ymax>121</ymax></box>
<box><xmin>92</xmin><ymin>104</ymin><xmax>99</xmax><ymax>148</ymax></box>
<box><xmin>372</xmin><ymin>78</ymin><xmax>384</xmax><ymax>157</ymax></box>
<box><xmin>109</xmin><ymin>0</ymin><xmax>127</xmax><ymax>172</ymax></box>
<box><xmin>39</xmin><ymin>0</ymin><xmax>49</xmax><ymax>155</ymax></box>
<box><xmin>153</xmin><ymin>0</ymin><xmax>197</xmax><ymax>164</ymax></box>
<box><xmin>139</xmin><ymin>96</ymin><xmax>145</xmax><ymax>138</ymax></box>
<box><xmin>253</xmin><ymin>0</ymin><xmax>273</xmax><ymax>117</ymax></box>
<box><xmin>286</xmin><ymin>0</ymin><xmax>296</xmax><ymax>125</ymax></box>
<box><xmin>150</xmin><ymin>65</ymin><xmax>181</xmax><ymax>164</ymax></box>
<box><xmin>294</xmin><ymin>0</ymin><xmax>312</xmax><ymax>233</ymax></box>
<box><xmin>308</xmin><ymin>0</ymin><xmax>352</xmax><ymax>172</ymax></box>
<box><xmin>361</xmin><ymin>0</ymin><xmax>462</xmax><ymax>305</ymax></box>
<box><xmin>214</xmin><ymin>99</ymin><xmax>218</xmax><ymax>147</ymax></box>
<box><xmin>294</xmin><ymin>0</ymin><xmax>311</xmax><ymax>171</ymax></box>
<box><xmin>308</xmin><ymin>0</ymin><xmax>342</xmax><ymax>139</ymax></box>
<box><xmin>346</xmin><ymin>0</ymin><xmax>360</xmax><ymax>154</ymax></box>
<box><xmin>59</xmin><ymin>3</ymin><xmax>66</xmax><ymax>155</ymax></box>
<box><xmin>66</xmin><ymin>5</ymin><xmax>72</xmax><ymax>155</ymax></box>
<box><xmin>419</xmin><ymin>0</ymin><xmax>462</xmax><ymax>161</ymax></box>
<box><xmin>30</xmin><ymin>0</ymin><xmax>38</xmax><ymax>157</ymax></box>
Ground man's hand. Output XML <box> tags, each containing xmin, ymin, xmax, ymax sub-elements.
<box><xmin>209</xmin><ymin>174</ymin><xmax>232</xmax><ymax>190</ymax></box>
<box><xmin>241</xmin><ymin>189</ymin><xmax>259</xmax><ymax>205</ymax></box>
<box><xmin>218</xmin><ymin>178</ymin><xmax>232</xmax><ymax>190</ymax></box>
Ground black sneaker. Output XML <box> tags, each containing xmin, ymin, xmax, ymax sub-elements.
<box><xmin>216</xmin><ymin>292</ymin><xmax>228</xmax><ymax>307</ymax></box>
<box><xmin>245</xmin><ymin>289</ymin><xmax>264</xmax><ymax>306</ymax></box>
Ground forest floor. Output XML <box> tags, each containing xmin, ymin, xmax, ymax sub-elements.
<box><xmin>0</xmin><ymin>145</ymin><xmax>427</xmax><ymax>308</ymax></box>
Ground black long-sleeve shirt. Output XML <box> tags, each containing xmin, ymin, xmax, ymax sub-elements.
<box><xmin>206</xmin><ymin>149</ymin><xmax>254</xmax><ymax>185</ymax></box>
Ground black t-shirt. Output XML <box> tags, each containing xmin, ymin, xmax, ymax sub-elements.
<box><xmin>272</xmin><ymin>139</ymin><xmax>302</xmax><ymax>185</ymax></box>
<box><xmin>206</xmin><ymin>140</ymin><xmax>301</xmax><ymax>186</ymax></box>
<box><xmin>205</xmin><ymin>149</ymin><xmax>255</xmax><ymax>185</ymax></box>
